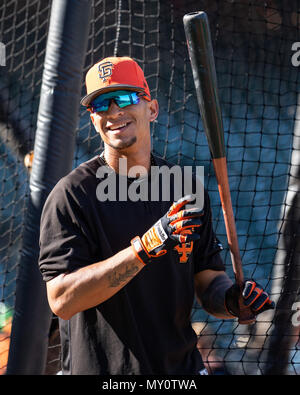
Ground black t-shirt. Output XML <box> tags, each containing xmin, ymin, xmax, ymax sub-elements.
<box><xmin>39</xmin><ymin>154</ymin><xmax>225</xmax><ymax>375</ymax></box>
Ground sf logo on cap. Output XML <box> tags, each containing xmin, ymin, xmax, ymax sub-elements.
<box><xmin>98</xmin><ymin>61</ymin><xmax>113</xmax><ymax>82</ymax></box>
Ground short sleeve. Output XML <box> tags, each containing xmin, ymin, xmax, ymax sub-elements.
<box><xmin>193</xmin><ymin>190</ymin><xmax>225</xmax><ymax>274</ymax></box>
<box><xmin>38</xmin><ymin>177</ymin><xmax>97</xmax><ymax>282</ymax></box>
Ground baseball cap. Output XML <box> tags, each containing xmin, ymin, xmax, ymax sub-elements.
<box><xmin>81</xmin><ymin>56</ymin><xmax>151</xmax><ymax>106</ymax></box>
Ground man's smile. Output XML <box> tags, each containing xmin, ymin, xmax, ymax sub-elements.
<box><xmin>106</xmin><ymin>121</ymin><xmax>132</xmax><ymax>134</ymax></box>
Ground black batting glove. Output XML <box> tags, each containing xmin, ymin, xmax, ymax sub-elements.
<box><xmin>131</xmin><ymin>195</ymin><xmax>203</xmax><ymax>265</ymax></box>
<box><xmin>225</xmin><ymin>279</ymin><xmax>275</xmax><ymax>318</ymax></box>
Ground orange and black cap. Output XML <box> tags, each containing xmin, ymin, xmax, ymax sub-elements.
<box><xmin>81</xmin><ymin>56</ymin><xmax>151</xmax><ymax>106</ymax></box>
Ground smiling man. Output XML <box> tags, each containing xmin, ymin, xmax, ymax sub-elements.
<box><xmin>38</xmin><ymin>56</ymin><xmax>274</xmax><ymax>375</ymax></box>
<box><xmin>84</xmin><ymin>57</ymin><xmax>158</xmax><ymax>176</ymax></box>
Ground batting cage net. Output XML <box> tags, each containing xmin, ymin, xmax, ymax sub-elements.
<box><xmin>0</xmin><ymin>0</ymin><xmax>299</xmax><ymax>375</ymax></box>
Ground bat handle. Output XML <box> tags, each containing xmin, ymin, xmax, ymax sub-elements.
<box><xmin>213</xmin><ymin>158</ymin><xmax>256</xmax><ymax>325</ymax></box>
<box><xmin>230</xmin><ymin>252</ymin><xmax>255</xmax><ymax>325</ymax></box>
<box><xmin>228</xmin><ymin>224</ymin><xmax>256</xmax><ymax>325</ymax></box>
<box><xmin>228</xmin><ymin>229</ymin><xmax>256</xmax><ymax>325</ymax></box>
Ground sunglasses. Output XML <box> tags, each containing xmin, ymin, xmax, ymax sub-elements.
<box><xmin>88</xmin><ymin>90</ymin><xmax>144</xmax><ymax>113</ymax></box>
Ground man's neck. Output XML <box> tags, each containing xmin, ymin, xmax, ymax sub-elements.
<box><xmin>102</xmin><ymin>149</ymin><xmax>152</xmax><ymax>177</ymax></box>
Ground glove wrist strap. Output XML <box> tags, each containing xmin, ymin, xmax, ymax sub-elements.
<box><xmin>131</xmin><ymin>236</ymin><xmax>152</xmax><ymax>265</ymax></box>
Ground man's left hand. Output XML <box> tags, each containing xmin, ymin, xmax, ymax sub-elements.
<box><xmin>225</xmin><ymin>280</ymin><xmax>275</xmax><ymax>317</ymax></box>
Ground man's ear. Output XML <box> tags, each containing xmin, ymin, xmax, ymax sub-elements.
<box><xmin>90</xmin><ymin>112</ymin><xmax>100</xmax><ymax>133</ymax></box>
<box><xmin>90</xmin><ymin>112</ymin><xmax>95</xmax><ymax>125</ymax></box>
<box><xmin>149</xmin><ymin>99</ymin><xmax>159</xmax><ymax>122</ymax></box>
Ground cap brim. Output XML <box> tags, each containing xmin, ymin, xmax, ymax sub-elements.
<box><xmin>81</xmin><ymin>85</ymin><xmax>147</xmax><ymax>106</ymax></box>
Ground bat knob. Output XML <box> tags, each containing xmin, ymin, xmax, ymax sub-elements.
<box><xmin>238</xmin><ymin>296</ymin><xmax>256</xmax><ymax>325</ymax></box>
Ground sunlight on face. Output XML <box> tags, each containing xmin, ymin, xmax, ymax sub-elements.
<box><xmin>91</xmin><ymin>97</ymin><xmax>159</xmax><ymax>152</ymax></box>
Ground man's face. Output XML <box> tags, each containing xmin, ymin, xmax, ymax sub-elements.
<box><xmin>90</xmin><ymin>94</ymin><xmax>158</xmax><ymax>151</ymax></box>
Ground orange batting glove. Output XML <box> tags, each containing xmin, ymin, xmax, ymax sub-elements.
<box><xmin>225</xmin><ymin>280</ymin><xmax>275</xmax><ymax>317</ymax></box>
<box><xmin>131</xmin><ymin>195</ymin><xmax>203</xmax><ymax>265</ymax></box>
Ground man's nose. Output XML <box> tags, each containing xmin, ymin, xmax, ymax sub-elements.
<box><xmin>106</xmin><ymin>99</ymin><xmax>124</xmax><ymax>116</ymax></box>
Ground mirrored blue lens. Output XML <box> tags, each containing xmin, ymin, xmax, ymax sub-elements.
<box><xmin>90</xmin><ymin>91</ymin><xmax>140</xmax><ymax>112</ymax></box>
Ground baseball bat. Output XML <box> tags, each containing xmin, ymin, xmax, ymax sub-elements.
<box><xmin>183</xmin><ymin>11</ymin><xmax>255</xmax><ymax>325</ymax></box>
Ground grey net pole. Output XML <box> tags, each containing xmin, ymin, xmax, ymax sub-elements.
<box><xmin>6</xmin><ymin>0</ymin><xmax>91</xmax><ymax>374</ymax></box>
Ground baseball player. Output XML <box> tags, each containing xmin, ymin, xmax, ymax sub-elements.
<box><xmin>38</xmin><ymin>56</ymin><xmax>274</xmax><ymax>375</ymax></box>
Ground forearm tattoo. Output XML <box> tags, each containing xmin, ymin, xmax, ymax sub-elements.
<box><xmin>108</xmin><ymin>262</ymin><xmax>140</xmax><ymax>288</ymax></box>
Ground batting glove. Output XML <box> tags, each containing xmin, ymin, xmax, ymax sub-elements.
<box><xmin>225</xmin><ymin>280</ymin><xmax>275</xmax><ymax>317</ymax></box>
<box><xmin>131</xmin><ymin>195</ymin><xmax>203</xmax><ymax>265</ymax></box>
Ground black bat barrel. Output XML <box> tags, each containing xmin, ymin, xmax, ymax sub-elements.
<box><xmin>183</xmin><ymin>11</ymin><xmax>225</xmax><ymax>159</ymax></box>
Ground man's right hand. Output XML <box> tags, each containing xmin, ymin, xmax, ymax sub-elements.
<box><xmin>131</xmin><ymin>195</ymin><xmax>203</xmax><ymax>265</ymax></box>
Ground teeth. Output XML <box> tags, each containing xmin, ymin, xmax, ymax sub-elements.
<box><xmin>109</xmin><ymin>123</ymin><xmax>127</xmax><ymax>130</ymax></box>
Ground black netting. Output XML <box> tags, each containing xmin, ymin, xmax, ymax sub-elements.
<box><xmin>0</xmin><ymin>0</ymin><xmax>52</xmax><ymax>373</ymax></box>
<box><xmin>0</xmin><ymin>0</ymin><xmax>299</xmax><ymax>375</ymax></box>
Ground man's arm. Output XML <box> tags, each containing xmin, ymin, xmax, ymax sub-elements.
<box><xmin>194</xmin><ymin>269</ymin><xmax>275</xmax><ymax>320</ymax></box>
<box><xmin>194</xmin><ymin>269</ymin><xmax>234</xmax><ymax>319</ymax></box>
<box><xmin>46</xmin><ymin>194</ymin><xmax>203</xmax><ymax>320</ymax></box>
<box><xmin>46</xmin><ymin>246</ymin><xmax>144</xmax><ymax>321</ymax></box>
